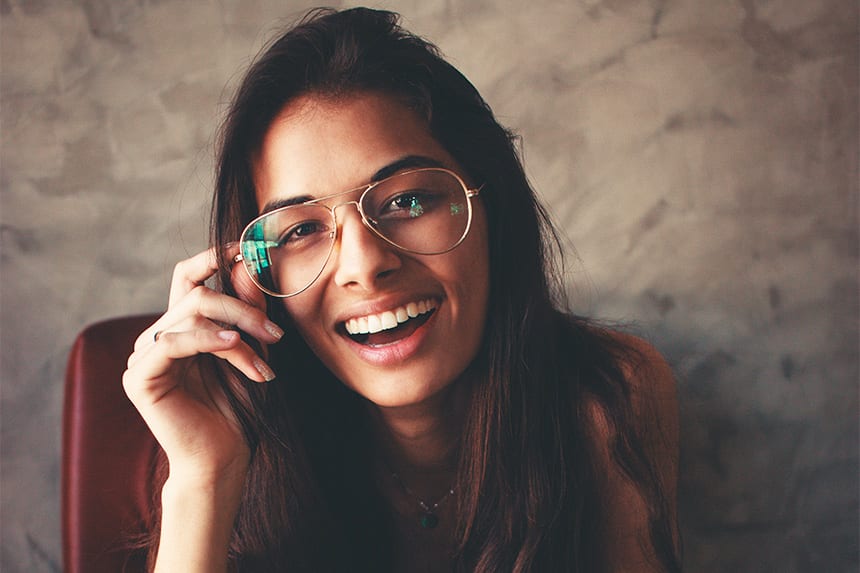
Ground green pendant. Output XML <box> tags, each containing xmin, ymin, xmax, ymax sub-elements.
<box><xmin>420</xmin><ymin>513</ymin><xmax>439</xmax><ymax>529</ymax></box>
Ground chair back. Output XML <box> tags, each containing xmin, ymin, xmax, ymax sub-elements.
<box><xmin>63</xmin><ymin>315</ymin><xmax>160</xmax><ymax>573</ymax></box>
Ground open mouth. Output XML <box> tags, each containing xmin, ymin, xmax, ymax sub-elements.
<box><xmin>343</xmin><ymin>299</ymin><xmax>437</xmax><ymax>347</ymax></box>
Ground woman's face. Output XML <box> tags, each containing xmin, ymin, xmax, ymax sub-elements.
<box><xmin>253</xmin><ymin>92</ymin><xmax>490</xmax><ymax>409</ymax></box>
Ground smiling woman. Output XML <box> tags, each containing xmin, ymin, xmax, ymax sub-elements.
<box><xmin>122</xmin><ymin>7</ymin><xmax>680</xmax><ymax>572</ymax></box>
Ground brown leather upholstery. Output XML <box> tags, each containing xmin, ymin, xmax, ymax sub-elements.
<box><xmin>63</xmin><ymin>315</ymin><xmax>161</xmax><ymax>573</ymax></box>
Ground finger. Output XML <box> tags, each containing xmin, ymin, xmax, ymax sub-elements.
<box><xmin>128</xmin><ymin>321</ymin><xmax>221</xmax><ymax>371</ymax></box>
<box><xmin>135</xmin><ymin>287</ymin><xmax>282</xmax><ymax>352</ymax></box>
<box><xmin>126</xmin><ymin>329</ymin><xmax>240</xmax><ymax>392</ymax></box>
<box><xmin>180</xmin><ymin>285</ymin><xmax>281</xmax><ymax>343</ymax></box>
<box><xmin>133</xmin><ymin>317</ymin><xmax>169</xmax><ymax>351</ymax></box>
<box><xmin>131</xmin><ymin>314</ymin><xmax>220</xmax><ymax>360</ymax></box>
<box><xmin>126</xmin><ymin>330</ymin><xmax>275</xmax><ymax>399</ymax></box>
<box><xmin>168</xmin><ymin>244</ymin><xmax>239</xmax><ymax>309</ymax></box>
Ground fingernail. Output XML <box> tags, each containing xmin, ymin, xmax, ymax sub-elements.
<box><xmin>218</xmin><ymin>330</ymin><xmax>238</xmax><ymax>341</ymax></box>
<box><xmin>253</xmin><ymin>357</ymin><xmax>276</xmax><ymax>382</ymax></box>
<box><xmin>263</xmin><ymin>320</ymin><xmax>284</xmax><ymax>340</ymax></box>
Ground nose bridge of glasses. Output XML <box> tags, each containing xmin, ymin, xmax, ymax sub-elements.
<box><xmin>310</xmin><ymin>184</ymin><xmax>367</xmax><ymax>220</ymax></box>
<box><xmin>328</xmin><ymin>199</ymin><xmax>389</xmax><ymax>253</ymax></box>
<box><xmin>330</xmin><ymin>199</ymin><xmax>362</xmax><ymax>220</ymax></box>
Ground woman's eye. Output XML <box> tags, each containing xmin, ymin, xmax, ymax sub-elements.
<box><xmin>278</xmin><ymin>221</ymin><xmax>325</xmax><ymax>245</ymax></box>
<box><xmin>294</xmin><ymin>222</ymin><xmax>320</xmax><ymax>236</ymax></box>
<box><xmin>382</xmin><ymin>192</ymin><xmax>434</xmax><ymax>218</ymax></box>
<box><xmin>392</xmin><ymin>194</ymin><xmax>419</xmax><ymax>209</ymax></box>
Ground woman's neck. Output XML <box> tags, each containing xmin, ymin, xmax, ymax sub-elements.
<box><xmin>367</xmin><ymin>382</ymin><xmax>466</xmax><ymax>477</ymax></box>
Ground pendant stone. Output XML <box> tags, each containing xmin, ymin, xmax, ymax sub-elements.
<box><xmin>389</xmin><ymin>470</ymin><xmax>452</xmax><ymax>531</ymax></box>
<box><xmin>420</xmin><ymin>513</ymin><xmax>439</xmax><ymax>529</ymax></box>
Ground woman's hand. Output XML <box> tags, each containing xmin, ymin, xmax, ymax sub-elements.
<box><xmin>123</xmin><ymin>246</ymin><xmax>284</xmax><ymax>572</ymax></box>
<box><xmin>123</xmin><ymin>245</ymin><xmax>283</xmax><ymax>486</ymax></box>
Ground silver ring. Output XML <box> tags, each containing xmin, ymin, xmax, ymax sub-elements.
<box><xmin>153</xmin><ymin>330</ymin><xmax>163</xmax><ymax>343</ymax></box>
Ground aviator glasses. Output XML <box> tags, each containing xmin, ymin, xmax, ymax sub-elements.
<box><xmin>236</xmin><ymin>167</ymin><xmax>481</xmax><ymax>297</ymax></box>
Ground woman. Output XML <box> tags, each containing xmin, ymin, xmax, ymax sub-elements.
<box><xmin>124</xmin><ymin>7</ymin><xmax>680</xmax><ymax>572</ymax></box>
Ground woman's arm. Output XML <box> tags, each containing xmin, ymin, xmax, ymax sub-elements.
<box><xmin>154</xmin><ymin>468</ymin><xmax>246</xmax><ymax>573</ymax></box>
<box><xmin>588</xmin><ymin>335</ymin><xmax>680</xmax><ymax>572</ymax></box>
<box><xmin>123</xmin><ymin>247</ymin><xmax>283</xmax><ymax>572</ymax></box>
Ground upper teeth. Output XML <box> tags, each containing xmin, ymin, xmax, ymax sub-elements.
<box><xmin>345</xmin><ymin>299</ymin><xmax>436</xmax><ymax>335</ymax></box>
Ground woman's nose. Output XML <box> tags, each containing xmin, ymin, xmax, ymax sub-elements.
<box><xmin>331</xmin><ymin>205</ymin><xmax>401</xmax><ymax>290</ymax></box>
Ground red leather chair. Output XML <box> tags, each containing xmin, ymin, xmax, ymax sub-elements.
<box><xmin>63</xmin><ymin>314</ymin><xmax>161</xmax><ymax>573</ymax></box>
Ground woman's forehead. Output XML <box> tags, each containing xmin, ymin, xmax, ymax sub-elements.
<box><xmin>252</xmin><ymin>93</ymin><xmax>457</xmax><ymax>206</ymax></box>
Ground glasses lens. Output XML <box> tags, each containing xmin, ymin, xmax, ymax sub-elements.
<box><xmin>363</xmin><ymin>170</ymin><xmax>471</xmax><ymax>254</ymax></box>
<box><xmin>240</xmin><ymin>204</ymin><xmax>334</xmax><ymax>296</ymax></box>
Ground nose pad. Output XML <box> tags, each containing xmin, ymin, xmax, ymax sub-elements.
<box><xmin>331</xmin><ymin>202</ymin><xmax>401</xmax><ymax>288</ymax></box>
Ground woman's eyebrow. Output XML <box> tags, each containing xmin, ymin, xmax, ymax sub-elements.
<box><xmin>260</xmin><ymin>155</ymin><xmax>445</xmax><ymax>214</ymax></box>
<box><xmin>370</xmin><ymin>155</ymin><xmax>444</xmax><ymax>182</ymax></box>
<box><xmin>261</xmin><ymin>195</ymin><xmax>314</xmax><ymax>215</ymax></box>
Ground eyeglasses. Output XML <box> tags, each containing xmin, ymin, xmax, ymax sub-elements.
<box><xmin>236</xmin><ymin>167</ymin><xmax>482</xmax><ymax>297</ymax></box>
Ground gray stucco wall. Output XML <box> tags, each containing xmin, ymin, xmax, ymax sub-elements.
<box><xmin>1</xmin><ymin>1</ymin><xmax>857</xmax><ymax>571</ymax></box>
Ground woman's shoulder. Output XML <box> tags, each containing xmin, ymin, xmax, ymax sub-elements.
<box><xmin>555</xmin><ymin>316</ymin><xmax>676</xmax><ymax>415</ymax></box>
<box><xmin>571</xmin><ymin>323</ymin><xmax>678</xmax><ymax>448</ymax></box>
<box><xmin>566</xmin><ymin>323</ymin><xmax>681</xmax><ymax>569</ymax></box>
<box><xmin>609</xmin><ymin>330</ymin><xmax>676</xmax><ymax>407</ymax></box>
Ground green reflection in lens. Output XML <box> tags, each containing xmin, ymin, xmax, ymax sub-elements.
<box><xmin>242</xmin><ymin>223</ymin><xmax>276</xmax><ymax>275</ymax></box>
<box><xmin>408</xmin><ymin>197</ymin><xmax>424</xmax><ymax>218</ymax></box>
<box><xmin>449</xmin><ymin>202</ymin><xmax>464</xmax><ymax>216</ymax></box>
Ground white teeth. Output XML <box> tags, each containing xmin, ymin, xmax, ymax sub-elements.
<box><xmin>345</xmin><ymin>299</ymin><xmax>436</xmax><ymax>335</ymax></box>
<box><xmin>380</xmin><ymin>311</ymin><xmax>397</xmax><ymax>330</ymax></box>
<box><xmin>406</xmin><ymin>302</ymin><xmax>419</xmax><ymax>318</ymax></box>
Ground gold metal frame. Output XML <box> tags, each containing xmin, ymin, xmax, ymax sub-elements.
<box><xmin>235</xmin><ymin>167</ymin><xmax>482</xmax><ymax>297</ymax></box>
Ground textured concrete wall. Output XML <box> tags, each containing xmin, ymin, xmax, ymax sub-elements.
<box><xmin>1</xmin><ymin>0</ymin><xmax>857</xmax><ymax>571</ymax></box>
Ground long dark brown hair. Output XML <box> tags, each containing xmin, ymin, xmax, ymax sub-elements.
<box><xmin>140</xmin><ymin>7</ymin><xmax>680</xmax><ymax>572</ymax></box>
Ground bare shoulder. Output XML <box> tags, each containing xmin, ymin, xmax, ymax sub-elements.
<box><xmin>614</xmin><ymin>331</ymin><xmax>676</xmax><ymax>408</ymax></box>
<box><xmin>589</xmin><ymin>330</ymin><xmax>678</xmax><ymax>478</ymax></box>
<box><xmin>581</xmin><ymin>330</ymin><xmax>680</xmax><ymax>571</ymax></box>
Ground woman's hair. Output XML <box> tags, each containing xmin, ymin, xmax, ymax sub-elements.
<box><xmin>140</xmin><ymin>7</ymin><xmax>680</xmax><ymax>572</ymax></box>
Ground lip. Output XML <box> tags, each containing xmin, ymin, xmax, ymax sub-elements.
<box><xmin>336</xmin><ymin>295</ymin><xmax>442</xmax><ymax>367</ymax></box>
<box><xmin>334</xmin><ymin>292</ymin><xmax>443</xmax><ymax>325</ymax></box>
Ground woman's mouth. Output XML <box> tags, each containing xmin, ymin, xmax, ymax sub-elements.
<box><xmin>343</xmin><ymin>298</ymin><xmax>437</xmax><ymax>346</ymax></box>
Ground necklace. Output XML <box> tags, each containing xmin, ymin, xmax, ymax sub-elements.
<box><xmin>390</xmin><ymin>471</ymin><xmax>455</xmax><ymax>529</ymax></box>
